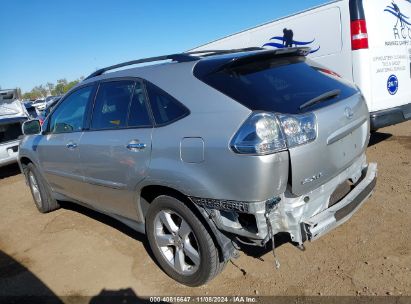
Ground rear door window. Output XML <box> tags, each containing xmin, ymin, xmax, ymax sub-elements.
<box><xmin>194</xmin><ymin>56</ymin><xmax>357</xmax><ymax>114</ymax></box>
<box><xmin>128</xmin><ymin>81</ymin><xmax>152</xmax><ymax>127</ymax></box>
<box><xmin>91</xmin><ymin>81</ymin><xmax>134</xmax><ymax>130</ymax></box>
<box><xmin>145</xmin><ymin>82</ymin><xmax>189</xmax><ymax>126</ymax></box>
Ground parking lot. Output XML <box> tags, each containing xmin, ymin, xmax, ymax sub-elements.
<box><xmin>0</xmin><ymin>121</ymin><xmax>410</xmax><ymax>300</ymax></box>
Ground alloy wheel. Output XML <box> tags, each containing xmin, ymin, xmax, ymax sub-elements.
<box><xmin>153</xmin><ymin>210</ymin><xmax>200</xmax><ymax>275</ymax></box>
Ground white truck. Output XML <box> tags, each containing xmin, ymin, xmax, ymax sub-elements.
<box><xmin>190</xmin><ymin>0</ymin><xmax>411</xmax><ymax>130</ymax></box>
<box><xmin>0</xmin><ymin>89</ymin><xmax>28</xmax><ymax>167</ymax></box>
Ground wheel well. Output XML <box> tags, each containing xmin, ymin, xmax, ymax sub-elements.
<box><xmin>20</xmin><ymin>157</ymin><xmax>32</xmax><ymax>166</ymax></box>
<box><xmin>19</xmin><ymin>157</ymin><xmax>33</xmax><ymax>174</ymax></box>
<box><xmin>140</xmin><ymin>185</ymin><xmax>234</xmax><ymax>262</ymax></box>
<box><xmin>141</xmin><ymin>185</ymin><xmax>186</xmax><ymax>204</ymax></box>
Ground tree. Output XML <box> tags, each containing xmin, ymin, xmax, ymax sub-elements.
<box><xmin>52</xmin><ymin>79</ymin><xmax>68</xmax><ymax>95</ymax></box>
<box><xmin>21</xmin><ymin>76</ymin><xmax>84</xmax><ymax>98</ymax></box>
<box><xmin>46</xmin><ymin>82</ymin><xmax>55</xmax><ymax>95</ymax></box>
<box><xmin>65</xmin><ymin>80</ymin><xmax>79</xmax><ymax>92</ymax></box>
<box><xmin>32</xmin><ymin>85</ymin><xmax>47</xmax><ymax>98</ymax></box>
<box><xmin>22</xmin><ymin>90</ymin><xmax>41</xmax><ymax>100</ymax></box>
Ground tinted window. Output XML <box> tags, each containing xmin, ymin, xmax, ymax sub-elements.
<box><xmin>146</xmin><ymin>82</ymin><xmax>189</xmax><ymax>125</ymax></box>
<box><xmin>49</xmin><ymin>86</ymin><xmax>93</xmax><ymax>134</ymax></box>
<box><xmin>194</xmin><ymin>56</ymin><xmax>357</xmax><ymax>114</ymax></box>
<box><xmin>91</xmin><ymin>81</ymin><xmax>134</xmax><ymax>130</ymax></box>
<box><xmin>128</xmin><ymin>81</ymin><xmax>152</xmax><ymax>127</ymax></box>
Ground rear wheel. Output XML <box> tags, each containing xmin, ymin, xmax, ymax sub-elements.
<box><xmin>146</xmin><ymin>195</ymin><xmax>223</xmax><ymax>286</ymax></box>
<box><xmin>26</xmin><ymin>163</ymin><xmax>60</xmax><ymax>213</ymax></box>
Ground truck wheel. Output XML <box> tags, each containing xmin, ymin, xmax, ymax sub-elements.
<box><xmin>26</xmin><ymin>163</ymin><xmax>60</xmax><ymax>213</ymax></box>
<box><xmin>146</xmin><ymin>195</ymin><xmax>222</xmax><ymax>286</ymax></box>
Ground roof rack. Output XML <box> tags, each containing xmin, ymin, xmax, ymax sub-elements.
<box><xmin>84</xmin><ymin>47</ymin><xmax>265</xmax><ymax>80</ymax></box>
<box><xmin>85</xmin><ymin>53</ymin><xmax>198</xmax><ymax>80</ymax></box>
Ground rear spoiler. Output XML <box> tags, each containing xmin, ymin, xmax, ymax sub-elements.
<box><xmin>195</xmin><ymin>47</ymin><xmax>311</xmax><ymax>77</ymax></box>
<box><xmin>221</xmin><ymin>47</ymin><xmax>311</xmax><ymax>69</ymax></box>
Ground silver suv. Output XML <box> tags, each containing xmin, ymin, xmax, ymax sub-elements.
<box><xmin>19</xmin><ymin>48</ymin><xmax>377</xmax><ymax>286</ymax></box>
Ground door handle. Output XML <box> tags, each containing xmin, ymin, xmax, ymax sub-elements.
<box><xmin>127</xmin><ymin>140</ymin><xmax>146</xmax><ymax>152</ymax></box>
<box><xmin>66</xmin><ymin>142</ymin><xmax>78</xmax><ymax>150</ymax></box>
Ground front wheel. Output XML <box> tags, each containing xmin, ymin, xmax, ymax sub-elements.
<box><xmin>26</xmin><ymin>163</ymin><xmax>60</xmax><ymax>213</ymax></box>
<box><xmin>146</xmin><ymin>195</ymin><xmax>223</xmax><ymax>286</ymax></box>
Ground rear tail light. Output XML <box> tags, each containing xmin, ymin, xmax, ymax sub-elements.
<box><xmin>231</xmin><ymin>112</ymin><xmax>317</xmax><ymax>155</ymax></box>
<box><xmin>231</xmin><ymin>113</ymin><xmax>286</xmax><ymax>155</ymax></box>
<box><xmin>277</xmin><ymin>113</ymin><xmax>317</xmax><ymax>148</ymax></box>
<box><xmin>351</xmin><ymin>19</ymin><xmax>369</xmax><ymax>50</ymax></box>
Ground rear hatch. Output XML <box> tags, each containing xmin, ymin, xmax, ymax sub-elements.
<box><xmin>361</xmin><ymin>0</ymin><xmax>411</xmax><ymax>111</ymax></box>
<box><xmin>288</xmin><ymin>93</ymin><xmax>369</xmax><ymax>195</ymax></box>
<box><xmin>194</xmin><ymin>50</ymin><xmax>369</xmax><ymax>195</ymax></box>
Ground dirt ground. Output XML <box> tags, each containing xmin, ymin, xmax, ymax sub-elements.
<box><xmin>0</xmin><ymin>121</ymin><xmax>410</xmax><ymax>301</ymax></box>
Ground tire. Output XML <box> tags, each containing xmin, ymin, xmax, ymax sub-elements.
<box><xmin>146</xmin><ymin>195</ymin><xmax>223</xmax><ymax>286</ymax></box>
<box><xmin>26</xmin><ymin>163</ymin><xmax>60</xmax><ymax>213</ymax></box>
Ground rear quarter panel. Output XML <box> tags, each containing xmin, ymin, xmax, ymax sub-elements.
<box><xmin>142</xmin><ymin>111</ymin><xmax>290</xmax><ymax>203</ymax></box>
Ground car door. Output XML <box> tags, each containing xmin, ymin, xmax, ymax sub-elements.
<box><xmin>37</xmin><ymin>85</ymin><xmax>95</xmax><ymax>201</ymax></box>
<box><xmin>78</xmin><ymin>79</ymin><xmax>153</xmax><ymax>218</ymax></box>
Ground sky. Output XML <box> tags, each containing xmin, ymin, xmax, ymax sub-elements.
<box><xmin>0</xmin><ymin>0</ymin><xmax>327</xmax><ymax>93</ymax></box>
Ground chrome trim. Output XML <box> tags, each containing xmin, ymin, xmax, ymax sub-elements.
<box><xmin>326</xmin><ymin>117</ymin><xmax>367</xmax><ymax>145</ymax></box>
<box><xmin>126</xmin><ymin>142</ymin><xmax>146</xmax><ymax>151</ymax></box>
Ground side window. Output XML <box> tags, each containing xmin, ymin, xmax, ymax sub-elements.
<box><xmin>49</xmin><ymin>86</ymin><xmax>93</xmax><ymax>134</ymax></box>
<box><xmin>91</xmin><ymin>81</ymin><xmax>134</xmax><ymax>130</ymax></box>
<box><xmin>145</xmin><ymin>82</ymin><xmax>189</xmax><ymax>126</ymax></box>
<box><xmin>128</xmin><ymin>81</ymin><xmax>152</xmax><ymax>127</ymax></box>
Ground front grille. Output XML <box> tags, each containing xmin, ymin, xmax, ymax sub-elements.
<box><xmin>328</xmin><ymin>180</ymin><xmax>352</xmax><ymax>208</ymax></box>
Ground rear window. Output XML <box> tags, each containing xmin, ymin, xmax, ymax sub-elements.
<box><xmin>194</xmin><ymin>56</ymin><xmax>357</xmax><ymax>114</ymax></box>
<box><xmin>146</xmin><ymin>82</ymin><xmax>189</xmax><ymax>126</ymax></box>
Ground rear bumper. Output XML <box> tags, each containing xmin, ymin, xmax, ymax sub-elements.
<box><xmin>0</xmin><ymin>140</ymin><xmax>20</xmax><ymax>167</ymax></box>
<box><xmin>303</xmin><ymin>163</ymin><xmax>377</xmax><ymax>241</ymax></box>
<box><xmin>192</xmin><ymin>156</ymin><xmax>377</xmax><ymax>246</ymax></box>
<box><xmin>370</xmin><ymin>103</ymin><xmax>411</xmax><ymax>130</ymax></box>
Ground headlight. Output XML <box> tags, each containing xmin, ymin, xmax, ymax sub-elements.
<box><xmin>231</xmin><ymin>112</ymin><xmax>317</xmax><ymax>155</ymax></box>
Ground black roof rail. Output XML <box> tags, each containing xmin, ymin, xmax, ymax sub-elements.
<box><xmin>85</xmin><ymin>53</ymin><xmax>198</xmax><ymax>80</ymax></box>
<box><xmin>84</xmin><ymin>47</ymin><xmax>265</xmax><ymax>80</ymax></box>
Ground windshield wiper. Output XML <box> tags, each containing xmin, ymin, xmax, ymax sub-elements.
<box><xmin>299</xmin><ymin>89</ymin><xmax>341</xmax><ymax>110</ymax></box>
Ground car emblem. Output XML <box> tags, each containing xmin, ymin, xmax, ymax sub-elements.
<box><xmin>345</xmin><ymin>107</ymin><xmax>354</xmax><ymax>119</ymax></box>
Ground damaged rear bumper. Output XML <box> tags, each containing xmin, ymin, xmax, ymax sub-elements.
<box><xmin>191</xmin><ymin>156</ymin><xmax>377</xmax><ymax>246</ymax></box>
<box><xmin>303</xmin><ymin>162</ymin><xmax>377</xmax><ymax>241</ymax></box>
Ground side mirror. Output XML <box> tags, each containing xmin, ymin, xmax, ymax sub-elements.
<box><xmin>22</xmin><ymin>120</ymin><xmax>42</xmax><ymax>135</ymax></box>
